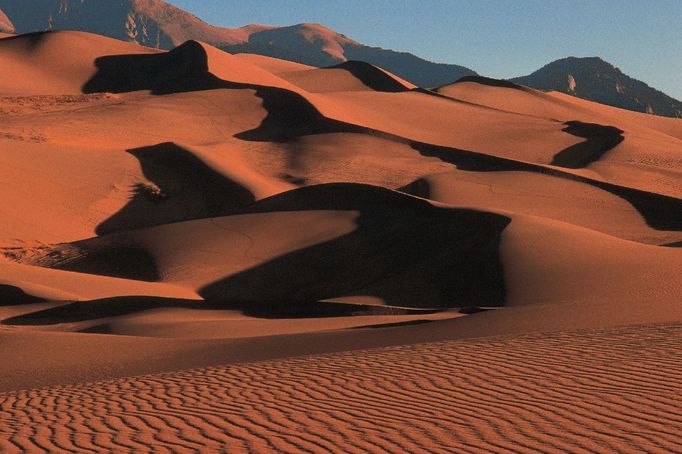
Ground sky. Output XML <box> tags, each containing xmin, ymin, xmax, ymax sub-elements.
<box><xmin>171</xmin><ymin>0</ymin><xmax>682</xmax><ymax>99</ymax></box>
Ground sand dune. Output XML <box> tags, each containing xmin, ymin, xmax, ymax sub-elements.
<box><xmin>236</xmin><ymin>53</ymin><xmax>315</xmax><ymax>73</ymax></box>
<box><xmin>279</xmin><ymin>61</ymin><xmax>415</xmax><ymax>93</ymax></box>
<box><xmin>0</xmin><ymin>30</ymin><xmax>680</xmax><ymax>451</ymax></box>
<box><xmin>0</xmin><ymin>31</ymin><xmax>159</xmax><ymax>95</ymax></box>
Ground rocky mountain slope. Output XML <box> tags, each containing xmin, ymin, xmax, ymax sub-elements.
<box><xmin>512</xmin><ymin>57</ymin><xmax>682</xmax><ymax>118</ymax></box>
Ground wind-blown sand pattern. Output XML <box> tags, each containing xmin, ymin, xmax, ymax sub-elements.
<box><xmin>1</xmin><ymin>323</ymin><xmax>680</xmax><ymax>453</ymax></box>
<box><xmin>1</xmin><ymin>29</ymin><xmax>681</xmax><ymax>451</ymax></box>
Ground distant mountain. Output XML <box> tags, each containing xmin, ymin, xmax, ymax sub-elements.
<box><xmin>511</xmin><ymin>57</ymin><xmax>682</xmax><ymax>118</ymax></box>
<box><xmin>0</xmin><ymin>0</ymin><xmax>274</xmax><ymax>49</ymax></box>
<box><xmin>0</xmin><ymin>0</ymin><xmax>476</xmax><ymax>87</ymax></box>
<box><xmin>219</xmin><ymin>23</ymin><xmax>477</xmax><ymax>87</ymax></box>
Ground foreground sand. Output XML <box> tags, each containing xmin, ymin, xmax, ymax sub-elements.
<box><xmin>2</xmin><ymin>322</ymin><xmax>680</xmax><ymax>453</ymax></box>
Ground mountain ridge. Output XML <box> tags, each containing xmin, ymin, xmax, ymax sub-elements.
<box><xmin>1</xmin><ymin>0</ymin><xmax>680</xmax><ymax>117</ymax></box>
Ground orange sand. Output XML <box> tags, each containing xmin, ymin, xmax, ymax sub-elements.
<box><xmin>0</xmin><ymin>30</ymin><xmax>680</xmax><ymax>452</ymax></box>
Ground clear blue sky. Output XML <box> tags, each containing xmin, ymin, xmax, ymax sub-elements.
<box><xmin>172</xmin><ymin>0</ymin><xmax>682</xmax><ymax>99</ymax></box>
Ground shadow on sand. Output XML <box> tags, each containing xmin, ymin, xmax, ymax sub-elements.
<box><xmin>97</xmin><ymin>142</ymin><xmax>256</xmax><ymax>235</ymax></box>
<box><xmin>197</xmin><ymin>184</ymin><xmax>511</xmax><ymax>309</ymax></box>
<box><xmin>551</xmin><ymin>121</ymin><xmax>624</xmax><ymax>168</ymax></box>
<box><xmin>328</xmin><ymin>61</ymin><xmax>411</xmax><ymax>92</ymax></box>
<box><xmin>0</xmin><ymin>285</ymin><xmax>44</xmax><ymax>306</ymax></box>
<box><xmin>82</xmin><ymin>41</ymin><xmax>681</xmax><ymax>235</ymax></box>
<box><xmin>2</xmin><ymin>294</ymin><xmax>441</xmax><ymax>327</ymax></box>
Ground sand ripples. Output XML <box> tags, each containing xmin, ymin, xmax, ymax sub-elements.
<box><xmin>1</xmin><ymin>322</ymin><xmax>680</xmax><ymax>453</ymax></box>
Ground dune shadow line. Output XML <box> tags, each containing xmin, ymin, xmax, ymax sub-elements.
<box><xmin>552</xmin><ymin>121</ymin><xmax>624</xmax><ymax>168</ymax></box>
<box><xmin>97</xmin><ymin>142</ymin><xmax>255</xmax><ymax>235</ymax></box>
<box><xmin>0</xmin><ymin>285</ymin><xmax>43</xmax><ymax>306</ymax></box>
<box><xmin>82</xmin><ymin>40</ymin><xmax>363</xmax><ymax>142</ymax></box>
<box><xmin>328</xmin><ymin>61</ymin><xmax>411</xmax><ymax>92</ymax></box>
<box><xmin>2</xmin><ymin>294</ymin><xmax>443</xmax><ymax>326</ymax></box>
<box><xmin>83</xmin><ymin>41</ymin><xmax>681</xmax><ymax>232</ymax></box>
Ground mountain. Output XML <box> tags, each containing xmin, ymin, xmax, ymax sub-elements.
<box><xmin>219</xmin><ymin>23</ymin><xmax>477</xmax><ymax>87</ymax></box>
<box><xmin>0</xmin><ymin>6</ymin><xmax>13</xmax><ymax>33</ymax></box>
<box><xmin>0</xmin><ymin>0</ymin><xmax>476</xmax><ymax>87</ymax></box>
<box><xmin>0</xmin><ymin>0</ymin><xmax>274</xmax><ymax>49</ymax></box>
<box><xmin>511</xmin><ymin>57</ymin><xmax>682</xmax><ymax>118</ymax></box>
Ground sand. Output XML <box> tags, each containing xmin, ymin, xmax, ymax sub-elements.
<box><xmin>1</xmin><ymin>323</ymin><xmax>680</xmax><ymax>453</ymax></box>
<box><xmin>0</xmin><ymin>30</ymin><xmax>680</xmax><ymax>451</ymax></box>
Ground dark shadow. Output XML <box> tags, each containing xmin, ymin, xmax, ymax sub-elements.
<box><xmin>199</xmin><ymin>184</ymin><xmax>511</xmax><ymax>309</ymax></box>
<box><xmin>397</xmin><ymin>178</ymin><xmax>433</xmax><ymax>199</ymax></box>
<box><xmin>0</xmin><ymin>31</ymin><xmax>50</xmax><ymax>51</ymax></box>
<box><xmin>452</xmin><ymin>75</ymin><xmax>526</xmax><ymax>90</ymax></box>
<box><xmin>0</xmin><ymin>285</ymin><xmax>43</xmax><ymax>306</ymax></box>
<box><xmin>662</xmin><ymin>240</ymin><xmax>682</xmax><ymax>248</ymax></box>
<box><xmin>233</xmin><ymin>86</ymin><xmax>363</xmax><ymax>142</ymax></box>
<box><xmin>328</xmin><ymin>61</ymin><xmax>411</xmax><ymax>92</ymax></box>
<box><xmin>351</xmin><ymin>319</ymin><xmax>435</xmax><ymax>330</ymax></box>
<box><xmin>51</xmin><ymin>246</ymin><xmax>159</xmax><ymax>282</ymax></box>
<box><xmin>552</xmin><ymin>121</ymin><xmax>624</xmax><ymax>168</ymax></box>
<box><xmin>410</xmin><ymin>141</ymin><xmax>682</xmax><ymax>231</ymax></box>
<box><xmin>2</xmin><ymin>294</ymin><xmax>441</xmax><ymax>326</ymax></box>
<box><xmin>82</xmin><ymin>41</ymin><xmax>216</xmax><ymax>94</ymax></box>
<box><xmin>98</xmin><ymin>142</ymin><xmax>255</xmax><ymax>234</ymax></box>
<box><xmin>458</xmin><ymin>306</ymin><xmax>491</xmax><ymax>314</ymax></box>
<box><xmin>82</xmin><ymin>40</ymin><xmax>363</xmax><ymax>143</ymax></box>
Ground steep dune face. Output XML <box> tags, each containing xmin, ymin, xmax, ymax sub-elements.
<box><xmin>0</xmin><ymin>33</ymin><xmax>680</xmax><ymax>450</ymax></box>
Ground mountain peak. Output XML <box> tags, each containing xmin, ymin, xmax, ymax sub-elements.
<box><xmin>512</xmin><ymin>56</ymin><xmax>682</xmax><ymax>118</ymax></box>
<box><xmin>0</xmin><ymin>7</ymin><xmax>13</xmax><ymax>33</ymax></box>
